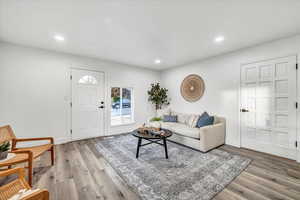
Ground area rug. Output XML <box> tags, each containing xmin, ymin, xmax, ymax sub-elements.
<box><xmin>95</xmin><ymin>134</ymin><xmax>251</xmax><ymax>200</ymax></box>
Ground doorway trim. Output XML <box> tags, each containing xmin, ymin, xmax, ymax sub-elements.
<box><xmin>69</xmin><ymin>66</ymin><xmax>108</xmax><ymax>142</ymax></box>
<box><xmin>238</xmin><ymin>55</ymin><xmax>299</xmax><ymax>162</ymax></box>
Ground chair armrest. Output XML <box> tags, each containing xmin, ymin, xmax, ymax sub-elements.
<box><xmin>199</xmin><ymin>123</ymin><xmax>226</xmax><ymax>152</ymax></box>
<box><xmin>14</xmin><ymin>137</ymin><xmax>53</xmax><ymax>143</ymax></box>
<box><xmin>0</xmin><ymin>167</ymin><xmax>25</xmax><ymax>178</ymax></box>
<box><xmin>12</xmin><ymin>137</ymin><xmax>54</xmax><ymax>150</ymax></box>
<box><xmin>11</xmin><ymin>150</ymin><xmax>34</xmax><ymax>161</ymax></box>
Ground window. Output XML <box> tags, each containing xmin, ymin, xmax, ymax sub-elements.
<box><xmin>78</xmin><ymin>75</ymin><xmax>98</xmax><ymax>84</ymax></box>
<box><xmin>111</xmin><ymin>87</ymin><xmax>134</xmax><ymax>126</ymax></box>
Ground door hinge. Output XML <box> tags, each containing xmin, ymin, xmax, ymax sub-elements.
<box><xmin>296</xmin><ymin>141</ymin><xmax>298</xmax><ymax>148</ymax></box>
<box><xmin>70</xmin><ymin>129</ymin><xmax>72</xmax><ymax>134</ymax></box>
<box><xmin>70</xmin><ymin>75</ymin><xmax>72</xmax><ymax>80</ymax></box>
<box><xmin>70</xmin><ymin>102</ymin><xmax>72</xmax><ymax>107</ymax></box>
<box><xmin>296</xmin><ymin>63</ymin><xmax>298</xmax><ymax>70</ymax></box>
<box><xmin>296</xmin><ymin>102</ymin><xmax>298</xmax><ymax>109</ymax></box>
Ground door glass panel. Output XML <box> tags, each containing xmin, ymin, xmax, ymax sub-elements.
<box><xmin>78</xmin><ymin>75</ymin><xmax>98</xmax><ymax>84</ymax></box>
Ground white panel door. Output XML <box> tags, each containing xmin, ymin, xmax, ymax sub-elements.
<box><xmin>71</xmin><ymin>69</ymin><xmax>105</xmax><ymax>140</ymax></box>
<box><xmin>240</xmin><ymin>56</ymin><xmax>297</xmax><ymax>159</ymax></box>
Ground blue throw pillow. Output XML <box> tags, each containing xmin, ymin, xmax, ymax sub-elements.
<box><xmin>196</xmin><ymin>112</ymin><xmax>214</xmax><ymax>128</ymax></box>
<box><xmin>163</xmin><ymin>115</ymin><xmax>178</xmax><ymax>122</ymax></box>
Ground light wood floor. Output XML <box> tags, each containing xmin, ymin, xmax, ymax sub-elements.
<box><xmin>2</xmin><ymin>137</ymin><xmax>300</xmax><ymax>200</ymax></box>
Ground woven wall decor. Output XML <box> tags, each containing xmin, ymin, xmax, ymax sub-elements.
<box><xmin>180</xmin><ymin>74</ymin><xmax>205</xmax><ymax>102</ymax></box>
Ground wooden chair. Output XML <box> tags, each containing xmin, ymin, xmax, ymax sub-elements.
<box><xmin>0</xmin><ymin>168</ymin><xmax>49</xmax><ymax>200</ymax></box>
<box><xmin>0</xmin><ymin>125</ymin><xmax>54</xmax><ymax>186</ymax></box>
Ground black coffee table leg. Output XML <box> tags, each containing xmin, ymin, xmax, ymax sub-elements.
<box><xmin>163</xmin><ymin>138</ymin><xmax>168</xmax><ymax>159</ymax></box>
<box><xmin>136</xmin><ymin>138</ymin><xmax>142</xmax><ymax>158</ymax></box>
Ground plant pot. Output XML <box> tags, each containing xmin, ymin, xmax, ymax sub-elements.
<box><xmin>0</xmin><ymin>151</ymin><xmax>8</xmax><ymax>160</ymax></box>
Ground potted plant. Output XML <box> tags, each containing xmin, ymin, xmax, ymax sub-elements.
<box><xmin>147</xmin><ymin>83</ymin><xmax>170</xmax><ymax>110</ymax></box>
<box><xmin>0</xmin><ymin>141</ymin><xmax>10</xmax><ymax>160</ymax></box>
<box><xmin>150</xmin><ymin>117</ymin><xmax>162</xmax><ymax>122</ymax></box>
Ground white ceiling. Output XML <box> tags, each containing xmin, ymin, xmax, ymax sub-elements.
<box><xmin>1</xmin><ymin>0</ymin><xmax>300</xmax><ymax>70</ymax></box>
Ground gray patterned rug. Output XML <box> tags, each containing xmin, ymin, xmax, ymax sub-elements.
<box><xmin>95</xmin><ymin>134</ymin><xmax>251</xmax><ymax>200</ymax></box>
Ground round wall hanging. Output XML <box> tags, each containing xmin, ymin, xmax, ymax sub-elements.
<box><xmin>180</xmin><ymin>74</ymin><xmax>205</xmax><ymax>102</ymax></box>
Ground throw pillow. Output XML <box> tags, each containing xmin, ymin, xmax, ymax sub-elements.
<box><xmin>163</xmin><ymin>115</ymin><xmax>178</xmax><ymax>122</ymax></box>
<box><xmin>172</xmin><ymin>111</ymin><xmax>189</xmax><ymax>124</ymax></box>
<box><xmin>196</xmin><ymin>112</ymin><xmax>214</xmax><ymax>128</ymax></box>
<box><xmin>156</xmin><ymin>107</ymin><xmax>171</xmax><ymax>118</ymax></box>
<box><xmin>187</xmin><ymin>114</ymin><xmax>200</xmax><ymax>128</ymax></box>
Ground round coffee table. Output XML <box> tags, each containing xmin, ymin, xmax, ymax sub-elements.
<box><xmin>132</xmin><ymin>128</ymin><xmax>173</xmax><ymax>159</ymax></box>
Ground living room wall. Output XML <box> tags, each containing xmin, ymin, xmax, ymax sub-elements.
<box><xmin>161</xmin><ymin>34</ymin><xmax>300</xmax><ymax>150</ymax></box>
<box><xmin>0</xmin><ymin>42</ymin><xmax>160</xmax><ymax>144</ymax></box>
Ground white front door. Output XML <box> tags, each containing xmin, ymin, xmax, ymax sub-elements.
<box><xmin>240</xmin><ymin>56</ymin><xmax>297</xmax><ymax>159</ymax></box>
<box><xmin>71</xmin><ymin>69</ymin><xmax>105</xmax><ymax>140</ymax></box>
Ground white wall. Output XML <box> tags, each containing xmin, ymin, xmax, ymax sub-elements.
<box><xmin>161</xmin><ymin>35</ymin><xmax>300</xmax><ymax>148</ymax></box>
<box><xmin>0</xmin><ymin>42</ymin><xmax>160</xmax><ymax>144</ymax></box>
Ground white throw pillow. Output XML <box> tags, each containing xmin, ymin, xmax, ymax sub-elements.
<box><xmin>172</xmin><ymin>111</ymin><xmax>189</xmax><ymax>124</ymax></box>
<box><xmin>187</xmin><ymin>114</ymin><xmax>200</xmax><ymax>128</ymax></box>
<box><xmin>156</xmin><ymin>107</ymin><xmax>171</xmax><ymax>118</ymax></box>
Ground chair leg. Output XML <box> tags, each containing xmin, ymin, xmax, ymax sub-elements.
<box><xmin>51</xmin><ymin>146</ymin><xmax>55</xmax><ymax>166</ymax></box>
<box><xmin>28</xmin><ymin>160</ymin><xmax>33</xmax><ymax>187</ymax></box>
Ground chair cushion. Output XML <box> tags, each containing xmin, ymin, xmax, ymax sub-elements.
<box><xmin>161</xmin><ymin>122</ymin><xmax>200</xmax><ymax>139</ymax></box>
<box><xmin>196</xmin><ymin>112</ymin><xmax>214</xmax><ymax>128</ymax></box>
<box><xmin>17</xmin><ymin>144</ymin><xmax>53</xmax><ymax>158</ymax></box>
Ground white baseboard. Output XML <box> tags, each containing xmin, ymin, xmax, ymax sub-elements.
<box><xmin>225</xmin><ymin>140</ymin><xmax>241</xmax><ymax>148</ymax></box>
<box><xmin>55</xmin><ymin>137</ymin><xmax>70</xmax><ymax>144</ymax></box>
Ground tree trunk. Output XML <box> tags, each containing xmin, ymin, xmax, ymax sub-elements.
<box><xmin>155</xmin><ymin>104</ymin><xmax>160</xmax><ymax>110</ymax></box>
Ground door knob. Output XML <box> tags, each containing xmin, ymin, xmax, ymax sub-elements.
<box><xmin>240</xmin><ymin>108</ymin><xmax>249</xmax><ymax>112</ymax></box>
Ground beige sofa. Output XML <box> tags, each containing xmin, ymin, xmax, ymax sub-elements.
<box><xmin>148</xmin><ymin>108</ymin><xmax>226</xmax><ymax>152</ymax></box>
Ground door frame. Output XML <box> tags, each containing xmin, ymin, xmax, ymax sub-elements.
<box><xmin>238</xmin><ymin>55</ymin><xmax>299</xmax><ymax>162</ymax></box>
<box><xmin>69</xmin><ymin>66</ymin><xmax>108</xmax><ymax>141</ymax></box>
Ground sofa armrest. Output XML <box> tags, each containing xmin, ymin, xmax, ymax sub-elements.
<box><xmin>199</xmin><ymin>123</ymin><xmax>225</xmax><ymax>152</ymax></box>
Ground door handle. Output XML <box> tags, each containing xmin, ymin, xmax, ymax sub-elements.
<box><xmin>240</xmin><ymin>108</ymin><xmax>249</xmax><ymax>112</ymax></box>
<box><xmin>98</xmin><ymin>106</ymin><xmax>105</xmax><ymax>109</ymax></box>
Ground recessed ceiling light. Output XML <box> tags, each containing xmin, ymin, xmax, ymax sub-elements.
<box><xmin>155</xmin><ymin>59</ymin><xmax>161</xmax><ymax>64</ymax></box>
<box><xmin>53</xmin><ymin>34</ymin><xmax>65</xmax><ymax>42</ymax></box>
<box><xmin>214</xmin><ymin>36</ymin><xmax>225</xmax><ymax>43</ymax></box>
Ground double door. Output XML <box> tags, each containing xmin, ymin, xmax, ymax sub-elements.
<box><xmin>240</xmin><ymin>56</ymin><xmax>297</xmax><ymax>159</ymax></box>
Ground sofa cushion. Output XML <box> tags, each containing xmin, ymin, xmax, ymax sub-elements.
<box><xmin>163</xmin><ymin>115</ymin><xmax>178</xmax><ymax>122</ymax></box>
<box><xmin>196</xmin><ymin>112</ymin><xmax>214</xmax><ymax>128</ymax></box>
<box><xmin>161</xmin><ymin>122</ymin><xmax>200</xmax><ymax>139</ymax></box>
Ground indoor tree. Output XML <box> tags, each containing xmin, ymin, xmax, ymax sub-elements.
<box><xmin>147</xmin><ymin>83</ymin><xmax>170</xmax><ymax>110</ymax></box>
